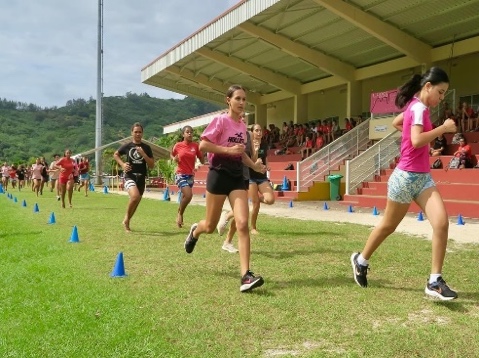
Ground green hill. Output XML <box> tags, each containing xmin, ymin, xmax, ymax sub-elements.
<box><xmin>0</xmin><ymin>93</ymin><xmax>222</xmax><ymax>163</ymax></box>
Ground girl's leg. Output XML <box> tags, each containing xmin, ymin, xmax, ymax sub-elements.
<box><xmin>66</xmin><ymin>179</ymin><xmax>74</xmax><ymax>207</ymax></box>
<box><xmin>414</xmin><ymin>187</ymin><xmax>449</xmax><ymax>274</ymax></box>
<box><xmin>34</xmin><ymin>179</ymin><xmax>41</xmax><ymax>196</ymax></box>
<box><xmin>193</xmin><ymin>192</ymin><xmax>227</xmax><ymax>238</ymax></box>
<box><xmin>228</xmin><ymin>189</ymin><xmax>251</xmax><ymax>276</ymax></box>
<box><xmin>222</xmin><ymin>218</ymin><xmax>239</xmax><ymax>253</ymax></box>
<box><xmin>361</xmin><ymin>199</ymin><xmax>410</xmax><ymax>259</ymax></box>
<box><xmin>60</xmin><ymin>183</ymin><xmax>66</xmax><ymax>208</ymax></box>
<box><xmin>177</xmin><ymin>185</ymin><xmax>193</xmax><ymax>228</ymax></box>
<box><xmin>123</xmin><ymin>186</ymin><xmax>142</xmax><ymax>231</ymax></box>
<box><xmin>248</xmin><ymin>183</ymin><xmax>260</xmax><ymax>234</ymax></box>
<box><xmin>352</xmin><ymin>199</ymin><xmax>409</xmax><ymax>288</ymax></box>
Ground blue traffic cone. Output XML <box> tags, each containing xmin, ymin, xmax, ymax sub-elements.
<box><xmin>177</xmin><ymin>191</ymin><xmax>182</xmax><ymax>203</ymax></box>
<box><xmin>22</xmin><ymin>199</ymin><xmax>27</xmax><ymax>207</ymax></box>
<box><xmin>348</xmin><ymin>205</ymin><xmax>354</xmax><ymax>213</ymax></box>
<box><xmin>372</xmin><ymin>206</ymin><xmax>379</xmax><ymax>216</ymax></box>
<box><xmin>457</xmin><ymin>214</ymin><xmax>465</xmax><ymax>225</ymax></box>
<box><xmin>69</xmin><ymin>226</ymin><xmax>80</xmax><ymax>243</ymax></box>
<box><xmin>111</xmin><ymin>252</ymin><xmax>127</xmax><ymax>277</ymax></box>
<box><xmin>13</xmin><ymin>197</ymin><xmax>18</xmax><ymax>203</ymax></box>
<box><xmin>103</xmin><ymin>185</ymin><xmax>109</xmax><ymax>194</ymax></box>
<box><xmin>89</xmin><ymin>183</ymin><xmax>95</xmax><ymax>191</ymax></box>
<box><xmin>48</xmin><ymin>212</ymin><xmax>56</xmax><ymax>224</ymax></box>
<box><xmin>289</xmin><ymin>200</ymin><xmax>293</xmax><ymax>208</ymax></box>
<box><xmin>33</xmin><ymin>203</ymin><xmax>39</xmax><ymax>213</ymax></box>
<box><xmin>163</xmin><ymin>187</ymin><xmax>170</xmax><ymax>201</ymax></box>
<box><xmin>323</xmin><ymin>202</ymin><xmax>329</xmax><ymax>210</ymax></box>
<box><xmin>281</xmin><ymin>176</ymin><xmax>289</xmax><ymax>191</ymax></box>
<box><xmin>0</xmin><ymin>186</ymin><xmax>4</xmax><ymax>194</ymax></box>
<box><xmin>417</xmin><ymin>211</ymin><xmax>424</xmax><ymax>221</ymax></box>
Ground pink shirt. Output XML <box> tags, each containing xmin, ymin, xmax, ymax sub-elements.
<box><xmin>397</xmin><ymin>97</ymin><xmax>432</xmax><ymax>173</ymax></box>
<box><xmin>31</xmin><ymin>164</ymin><xmax>44</xmax><ymax>180</ymax></box>
<box><xmin>201</xmin><ymin>113</ymin><xmax>247</xmax><ymax>176</ymax></box>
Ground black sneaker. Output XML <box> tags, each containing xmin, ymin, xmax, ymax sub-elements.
<box><xmin>425</xmin><ymin>277</ymin><xmax>458</xmax><ymax>300</ymax></box>
<box><xmin>184</xmin><ymin>223</ymin><xmax>198</xmax><ymax>254</ymax></box>
<box><xmin>240</xmin><ymin>270</ymin><xmax>264</xmax><ymax>292</ymax></box>
<box><xmin>351</xmin><ymin>252</ymin><xmax>368</xmax><ymax>288</ymax></box>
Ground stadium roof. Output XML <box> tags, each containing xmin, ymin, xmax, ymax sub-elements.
<box><xmin>142</xmin><ymin>0</ymin><xmax>479</xmax><ymax>111</ymax></box>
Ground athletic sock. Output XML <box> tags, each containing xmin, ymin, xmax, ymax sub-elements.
<box><xmin>429</xmin><ymin>273</ymin><xmax>441</xmax><ymax>284</ymax></box>
<box><xmin>357</xmin><ymin>253</ymin><xmax>369</xmax><ymax>266</ymax></box>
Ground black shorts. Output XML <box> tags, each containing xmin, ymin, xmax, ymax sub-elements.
<box><xmin>206</xmin><ymin>169</ymin><xmax>247</xmax><ymax>195</ymax></box>
<box><xmin>124</xmin><ymin>173</ymin><xmax>146</xmax><ymax>195</ymax></box>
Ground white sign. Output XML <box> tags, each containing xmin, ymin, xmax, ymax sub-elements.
<box><xmin>374</xmin><ymin>125</ymin><xmax>388</xmax><ymax>132</ymax></box>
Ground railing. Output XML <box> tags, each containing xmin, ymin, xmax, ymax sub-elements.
<box><xmin>296</xmin><ymin>119</ymin><xmax>371</xmax><ymax>192</ymax></box>
<box><xmin>345</xmin><ymin>130</ymin><xmax>401</xmax><ymax>195</ymax></box>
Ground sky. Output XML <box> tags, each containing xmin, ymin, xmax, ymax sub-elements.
<box><xmin>0</xmin><ymin>0</ymin><xmax>239</xmax><ymax>108</ymax></box>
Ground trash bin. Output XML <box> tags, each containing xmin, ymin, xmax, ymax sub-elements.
<box><xmin>328</xmin><ymin>174</ymin><xmax>343</xmax><ymax>201</ymax></box>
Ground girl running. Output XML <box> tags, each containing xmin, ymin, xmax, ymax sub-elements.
<box><xmin>351</xmin><ymin>67</ymin><xmax>458</xmax><ymax>300</ymax></box>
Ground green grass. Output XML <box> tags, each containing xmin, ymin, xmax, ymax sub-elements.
<box><xmin>0</xmin><ymin>188</ymin><xmax>478</xmax><ymax>357</ymax></box>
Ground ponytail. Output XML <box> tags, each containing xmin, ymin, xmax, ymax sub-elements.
<box><xmin>395</xmin><ymin>67</ymin><xmax>449</xmax><ymax>109</ymax></box>
<box><xmin>395</xmin><ymin>75</ymin><xmax>422</xmax><ymax>109</ymax></box>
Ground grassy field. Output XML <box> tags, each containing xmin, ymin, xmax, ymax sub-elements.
<box><xmin>0</xmin><ymin>187</ymin><xmax>478</xmax><ymax>357</ymax></box>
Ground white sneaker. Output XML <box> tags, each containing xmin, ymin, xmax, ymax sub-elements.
<box><xmin>222</xmin><ymin>242</ymin><xmax>239</xmax><ymax>253</ymax></box>
<box><xmin>217</xmin><ymin>211</ymin><xmax>229</xmax><ymax>236</ymax></box>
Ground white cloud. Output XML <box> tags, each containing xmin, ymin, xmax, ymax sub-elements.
<box><xmin>0</xmin><ymin>0</ymin><xmax>239</xmax><ymax>107</ymax></box>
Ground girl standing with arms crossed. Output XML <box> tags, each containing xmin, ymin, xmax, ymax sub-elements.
<box><xmin>351</xmin><ymin>67</ymin><xmax>458</xmax><ymax>300</ymax></box>
<box><xmin>183</xmin><ymin>85</ymin><xmax>266</xmax><ymax>292</ymax></box>
<box><xmin>171</xmin><ymin>125</ymin><xmax>205</xmax><ymax>228</ymax></box>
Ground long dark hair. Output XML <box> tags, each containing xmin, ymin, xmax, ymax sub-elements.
<box><xmin>395</xmin><ymin>67</ymin><xmax>449</xmax><ymax>109</ymax></box>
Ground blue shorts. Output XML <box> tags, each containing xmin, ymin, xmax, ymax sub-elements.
<box><xmin>387</xmin><ymin>167</ymin><xmax>435</xmax><ymax>204</ymax></box>
<box><xmin>80</xmin><ymin>173</ymin><xmax>90</xmax><ymax>181</ymax></box>
<box><xmin>175</xmin><ymin>174</ymin><xmax>194</xmax><ymax>189</ymax></box>
<box><xmin>249</xmin><ymin>178</ymin><xmax>269</xmax><ymax>185</ymax></box>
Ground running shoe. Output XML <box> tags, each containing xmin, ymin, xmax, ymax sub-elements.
<box><xmin>184</xmin><ymin>223</ymin><xmax>198</xmax><ymax>254</ymax></box>
<box><xmin>217</xmin><ymin>211</ymin><xmax>229</xmax><ymax>236</ymax></box>
<box><xmin>351</xmin><ymin>252</ymin><xmax>368</xmax><ymax>288</ymax></box>
<box><xmin>240</xmin><ymin>270</ymin><xmax>264</xmax><ymax>292</ymax></box>
<box><xmin>222</xmin><ymin>242</ymin><xmax>239</xmax><ymax>253</ymax></box>
<box><xmin>425</xmin><ymin>277</ymin><xmax>458</xmax><ymax>300</ymax></box>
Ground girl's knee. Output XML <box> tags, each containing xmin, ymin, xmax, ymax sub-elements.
<box><xmin>262</xmin><ymin>194</ymin><xmax>275</xmax><ymax>205</ymax></box>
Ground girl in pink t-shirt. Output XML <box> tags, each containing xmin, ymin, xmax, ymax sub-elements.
<box><xmin>31</xmin><ymin>158</ymin><xmax>44</xmax><ymax>196</ymax></box>
<box><xmin>183</xmin><ymin>84</ymin><xmax>266</xmax><ymax>293</ymax></box>
<box><xmin>351</xmin><ymin>67</ymin><xmax>459</xmax><ymax>301</ymax></box>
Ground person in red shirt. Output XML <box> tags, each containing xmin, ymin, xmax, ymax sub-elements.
<box><xmin>314</xmin><ymin>134</ymin><xmax>324</xmax><ymax>153</ymax></box>
<box><xmin>171</xmin><ymin>125</ymin><xmax>205</xmax><ymax>228</ymax></box>
<box><xmin>54</xmin><ymin>149</ymin><xmax>76</xmax><ymax>208</ymax></box>
<box><xmin>9</xmin><ymin>165</ymin><xmax>17</xmax><ymax>190</ymax></box>
<box><xmin>300</xmin><ymin>134</ymin><xmax>314</xmax><ymax>160</ymax></box>
<box><xmin>454</xmin><ymin>136</ymin><xmax>473</xmax><ymax>168</ymax></box>
<box><xmin>77</xmin><ymin>157</ymin><xmax>90</xmax><ymax>197</ymax></box>
<box><xmin>344</xmin><ymin>118</ymin><xmax>353</xmax><ymax>133</ymax></box>
<box><xmin>461</xmin><ymin>102</ymin><xmax>475</xmax><ymax>132</ymax></box>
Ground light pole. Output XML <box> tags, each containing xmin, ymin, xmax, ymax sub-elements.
<box><xmin>95</xmin><ymin>0</ymin><xmax>104</xmax><ymax>184</ymax></box>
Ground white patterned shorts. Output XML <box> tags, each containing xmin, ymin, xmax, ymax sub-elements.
<box><xmin>387</xmin><ymin>167</ymin><xmax>435</xmax><ymax>204</ymax></box>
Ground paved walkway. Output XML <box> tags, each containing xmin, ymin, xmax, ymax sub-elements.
<box><xmin>113</xmin><ymin>189</ymin><xmax>479</xmax><ymax>244</ymax></box>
